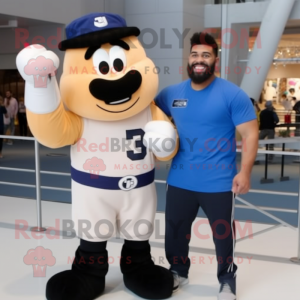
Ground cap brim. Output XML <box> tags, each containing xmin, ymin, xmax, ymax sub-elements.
<box><xmin>58</xmin><ymin>27</ymin><xmax>140</xmax><ymax>51</ymax></box>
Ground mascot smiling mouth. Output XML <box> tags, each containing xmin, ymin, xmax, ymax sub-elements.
<box><xmin>89</xmin><ymin>70</ymin><xmax>142</xmax><ymax>113</ymax></box>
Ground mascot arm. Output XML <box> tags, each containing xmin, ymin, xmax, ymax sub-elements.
<box><xmin>26</xmin><ymin>102</ymin><xmax>83</xmax><ymax>148</ymax></box>
<box><xmin>16</xmin><ymin>44</ymin><xmax>83</xmax><ymax>148</ymax></box>
<box><xmin>143</xmin><ymin>102</ymin><xmax>179</xmax><ymax>161</ymax></box>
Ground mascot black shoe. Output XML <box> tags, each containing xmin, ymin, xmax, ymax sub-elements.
<box><xmin>16</xmin><ymin>12</ymin><xmax>178</xmax><ymax>300</ymax></box>
<box><xmin>121</xmin><ymin>240</ymin><xmax>174</xmax><ymax>299</ymax></box>
<box><xmin>46</xmin><ymin>241</ymin><xmax>108</xmax><ymax>300</ymax></box>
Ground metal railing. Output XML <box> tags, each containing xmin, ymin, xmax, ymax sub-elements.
<box><xmin>205</xmin><ymin>0</ymin><xmax>264</xmax><ymax>4</ymax></box>
<box><xmin>0</xmin><ymin>134</ymin><xmax>300</xmax><ymax>264</ymax></box>
<box><xmin>0</xmin><ymin>134</ymin><xmax>71</xmax><ymax>232</ymax></box>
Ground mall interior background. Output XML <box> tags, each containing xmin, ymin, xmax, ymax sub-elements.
<box><xmin>1</xmin><ymin>0</ymin><xmax>300</xmax><ymax>226</ymax></box>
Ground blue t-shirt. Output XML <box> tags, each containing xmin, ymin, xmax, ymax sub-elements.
<box><xmin>155</xmin><ymin>77</ymin><xmax>256</xmax><ymax>193</ymax></box>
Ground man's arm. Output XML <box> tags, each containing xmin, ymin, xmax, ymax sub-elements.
<box><xmin>232</xmin><ymin>119</ymin><xmax>258</xmax><ymax>194</ymax></box>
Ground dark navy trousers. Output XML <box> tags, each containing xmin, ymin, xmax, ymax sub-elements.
<box><xmin>165</xmin><ymin>185</ymin><xmax>237</xmax><ymax>286</ymax></box>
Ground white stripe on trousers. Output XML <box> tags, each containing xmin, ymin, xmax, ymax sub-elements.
<box><xmin>227</xmin><ymin>192</ymin><xmax>237</xmax><ymax>277</ymax></box>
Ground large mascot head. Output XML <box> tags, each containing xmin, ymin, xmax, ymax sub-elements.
<box><xmin>58</xmin><ymin>13</ymin><xmax>158</xmax><ymax>121</ymax></box>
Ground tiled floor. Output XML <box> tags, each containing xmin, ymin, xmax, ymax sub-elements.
<box><xmin>1</xmin><ymin>195</ymin><xmax>300</xmax><ymax>300</ymax></box>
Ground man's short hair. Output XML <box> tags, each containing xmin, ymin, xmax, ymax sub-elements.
<box><xmin>190</xmin><ymin>32</ymin><xmax>218</xmax><ymax>57</ymax></box>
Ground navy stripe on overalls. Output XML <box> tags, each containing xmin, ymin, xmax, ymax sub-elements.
<box><xmin>71</xmin><ymin>166</ymin><xmax>155</xmax><ymax>190</ymax></box>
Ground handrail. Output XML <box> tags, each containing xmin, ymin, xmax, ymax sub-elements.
<box><xmin>0</xmin><ymin>134</ymin><xmax>300</xmax><ymax>263</ymax></box>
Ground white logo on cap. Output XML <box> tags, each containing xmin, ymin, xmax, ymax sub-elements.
<box><xmin>94</xmin><ymin>16</ymin><xmax>108</xmax><ymax>28</ymax></box>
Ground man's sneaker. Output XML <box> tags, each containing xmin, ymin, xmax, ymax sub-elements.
<box><xmin>172</xmin><ymin>271</ymin><xmax>189</xmax><ymax>293</ymax></box>
<box><xmin>218</xmin><ymin>283</ymin><xmax>236</xmax><ymax>300</ymax></box>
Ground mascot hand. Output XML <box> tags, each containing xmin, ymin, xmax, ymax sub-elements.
<box><xmin>143</xmin><ymin>121</ymin><xmax>176</xmax><ymax>158</ymax></box>
<box><xmin>16</xmin><ymin>44</ymin><xmax>61</xmax><ymax>114</ymax></box>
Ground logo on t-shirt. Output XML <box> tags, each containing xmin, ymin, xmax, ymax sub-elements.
<box><xmin>172</xmin><ymin>99</ymin><xmax>188</xmax><ymax>108</ymax></box>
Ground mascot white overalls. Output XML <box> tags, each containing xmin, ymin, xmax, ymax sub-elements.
<box><xmin>16</xmin><ymin>13</ymin><xmax>178</xmax><ymax>300</ymax></box>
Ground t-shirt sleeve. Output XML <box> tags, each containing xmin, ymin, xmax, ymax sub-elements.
<box><xmin>154</xmin><ymin>87</ymin><xmax>171</xmax><ymax>117</ymax></box>
<box><xmin>230</xmin><ymin>90</ymin><xmax>257</xmax><ymax>126</ymax></box>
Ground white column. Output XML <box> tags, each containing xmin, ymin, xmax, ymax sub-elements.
<box><xmin>221</xmin><ymin>3</ymin><xmax>229</xmax><ymax>80</ymax></box>
<box><xmin>240</xmin><ymin>0</ymin><xmax>296</xmax><ymax>100</ymax></box>
<box><xmin>226</xmin><ymin>24</ymin><xmax>251</xmax><ymax>86</ymax></box>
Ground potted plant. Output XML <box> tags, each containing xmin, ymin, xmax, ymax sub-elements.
<box><xmin>278</xmin><ymin>129</ymin><xmax>290</xmax><ymax>137</ymax></box>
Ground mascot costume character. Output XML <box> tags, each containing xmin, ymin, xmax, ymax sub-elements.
<box><xmin>16</xmin><ymin>13</ymin><xmax>178</xmax><ymax>300</ymax></box>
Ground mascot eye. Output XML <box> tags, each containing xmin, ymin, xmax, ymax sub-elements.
<box><xmin>113</xmin><ymin>59</ymin><xmax>123</xmax><ymax>73</ymax></box>
<box><xmin>109</xmin><ymin>46</ymin><xmax>126</xmax><ymax>73</ymax></box>
<box><xmin>99</xmin><ymin>62</ymin><xmax>109</xmax><ymax>75</ymax></box>
<box><xmin>92</xmin><ymin>49</ymin><xmax>110</xmax><ymax>76</ymax></box>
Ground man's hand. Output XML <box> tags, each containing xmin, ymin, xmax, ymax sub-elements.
<box><xmin>231</xmin><ymin>172</ymin><xmax>250</xmax><ymax>195</ymax></box>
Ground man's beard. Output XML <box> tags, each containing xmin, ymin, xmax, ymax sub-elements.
<box><xmin>187</xmin><ymin>61</ymin><xmax>216</xmax><ymax>84</ymax></box>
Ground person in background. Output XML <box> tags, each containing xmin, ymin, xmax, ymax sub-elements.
<box><xmin>293</xmin><ymin>99</ymin><xmax>300</xmax><ymax>136</ymax></box>
<box><xmin>0</xmin><ymin>97</ymin><xmax>8</xmax><ymax>158</ymax></box>
<box><xmin>4</xmin><ymin>90</ymin><xmax>18</xmax><ymax>145</ymax></box>
<box><xmin>287</xmin><ymin>88</ymin><xmax>296</xmax><ymax>107</ymax></box>
<box><xmin>18</xmin><ymin>97</ymin><xmax>27</xmax><ymax>137</ymax></box>
<box><xmin>259</xmin><ymin>101</ymin><xmax>279</xmax><ymax>161</ymax></box>
<box><xmin>280</xmin><ymin>93</ymin><xmax>293</xmax><ymax>112</ymax></box>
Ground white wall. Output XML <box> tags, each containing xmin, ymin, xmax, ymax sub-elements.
<box><xmin>0</xmin><ymin>0</ymin><xmax>124</xmax><ymax>24</ymax></box>
<box><xmin>125</xmin><ymin>0</ymin><xmax>185</xmax><ymax>92</ymax></box>
<box><xmin>104</xmin><ymin>0</ymin><xmax>125</xmax><ymax>17</ymax></box>
<box><xmin>226</xmin><ymin>24</ymin><xmax>251</xmax><ymax>86</ymax></box>
<box><xmin>205</xmin><ymin>0</ymin><xmax>300</xmax><ymax>29</ymax></box>
<box><xmin>0</xmin><ymin>0</ymin><xmax>125</xmax><ymax>81</ymax></box>
<box><xmin>267</xmin><ymin>64</ymin><xmax>300</xmax><ymax>78</ymax></box>
<box><xmin>182</xmin><ymin>0</ymin><xmax>206</xmax><ymax>81</ymax></box>
<box><xmin>205</xmin><ymin>2</ymin><xmax>269</xmax><ymax>28</ymax></box>
<box><xmin>0</xmin><ymin>0</ymin><xmax>83</xmax><ymax>24</ymax></box>
<box><xmin>124</xmin><ymin>0</ymin><xmax>209</xmax><ymax>92</ymax></box>
<box><xmin>0</xmin><ymin>25</ymin><xmax>65</xmax><ymax>79</ymax></box>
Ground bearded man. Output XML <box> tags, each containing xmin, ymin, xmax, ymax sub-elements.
<box><xmin>155</xmin><ymin>32</ymin><xmax>258</xmax><ymax>300</ymax></box>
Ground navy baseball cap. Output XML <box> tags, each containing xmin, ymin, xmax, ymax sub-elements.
<box><xmin>59</xmin><ymin>13</ymin><xmax>140</xmax><ymax>51</ymax></box>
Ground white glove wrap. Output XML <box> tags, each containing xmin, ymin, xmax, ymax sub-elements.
<box><xmin>16</xmin><ymin>44</ymin><xmax>61</xmax><ymax>114</ymax></box>
<box><xmin>143</xmin><ymin>121</ymin><xmax>176</xmax><ymax>158</ymax></box>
